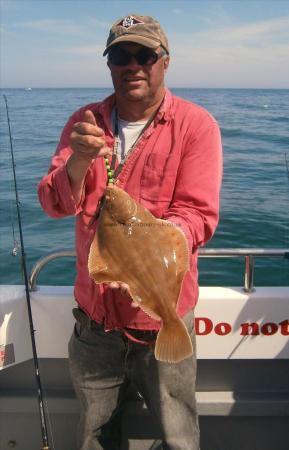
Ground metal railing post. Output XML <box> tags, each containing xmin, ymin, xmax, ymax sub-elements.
<box><xmin>29</xmin><ymin>250</ymin><xmax>76</xmax><ymax>291</ymax></box>
<box><xmin>244</xmin><ymin>255</ymin><xmax>255</xmax><ymax>293</ymax></box>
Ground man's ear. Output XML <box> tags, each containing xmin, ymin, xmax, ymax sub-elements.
<box><xmin>164</xmin><ymin>55</ymin><xmax>170</xmax><ymax>71</ymax></box>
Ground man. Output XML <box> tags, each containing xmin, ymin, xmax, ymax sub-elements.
<box><xmin>38</xmin><ymin>14</ymin><xmax>222</xmax><ymax>450</ymax></box>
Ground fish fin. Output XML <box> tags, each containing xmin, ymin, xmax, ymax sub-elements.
<box><xmin>132</xmin><ymin>296</ymin><xmax>161</xmax><ymax>321</ymax></box>
<box><xmin>154</xmin><ymin>317</ymin><xmax>193</xmax><ymax>363</ymax></box>
<box><xmin>156</xmin><ymin>219</ymin><xmax>190</xmax><ymax>276</ymax></box>
<box><xmin>88</xmin><ymin>236</ymin><xmax>108</xmax><ymax>277</ymax></box>
<box><xmin>140</xmin><ymin>306</ymin><xmax>161</xmax><ymax>321</ymax></box>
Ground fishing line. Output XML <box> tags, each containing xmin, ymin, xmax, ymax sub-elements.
<box><xmin>10</xmin><ymin>215</ymin><xmax>20</xmax><ymax>256</ymax></box>
<box><xmin>0</xmin><ymin>134</ymin><xmax>19</xmax><ymax>256</ymax></box>
<box><xmin>3</xmin><ymin>95</ymin><xmax>51</xmax><ymax>450</ymax></box>
<box><xmin>7</xmin><ymin>161</ymin><xmax>20</xmax><ymax>256</ymax></box>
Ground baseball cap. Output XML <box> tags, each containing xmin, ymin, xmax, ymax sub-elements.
<box><xmin>103</xmin><ymin>14</ymin><xmax>169</xmax><ymax>56</ymax></box>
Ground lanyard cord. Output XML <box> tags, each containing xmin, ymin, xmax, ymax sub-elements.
<box><xmin>106</xmin><ymin>104</ymin><xmax>162</xmax><ymax>183</ymax></box>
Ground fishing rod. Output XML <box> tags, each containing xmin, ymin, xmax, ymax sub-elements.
<box><xmin>3</xmin><ymin>95</ymin><xmax>51</xmax><ymax>450</ymax></box>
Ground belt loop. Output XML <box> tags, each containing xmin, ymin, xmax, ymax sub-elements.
<box><xmin>88</xmin><ymin>316</ymin><xmax>93</xmax><ymax>330</ymax></box>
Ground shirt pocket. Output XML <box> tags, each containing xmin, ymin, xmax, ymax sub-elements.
<box><xmin>140</xmin><ymin>153</ymin><xmax>177</xmax><ymax>216</ymax></box>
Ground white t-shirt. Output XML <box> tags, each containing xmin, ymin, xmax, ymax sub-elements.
<box><xmin>112</xmin><ymin>112</ymin><xmax>147</xmax><ymax>163</ymax></box>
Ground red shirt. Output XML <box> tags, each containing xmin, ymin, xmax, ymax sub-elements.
<box><xmin>38</xmin><ymin>89</ymin><xmax>222</xmax><ymax>331</ymax></box>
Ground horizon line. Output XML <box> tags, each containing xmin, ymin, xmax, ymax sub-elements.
<box><xmin>1</xmin><ymin>86</ymin><xmax>289</xmax><ymax>90</ymax></box>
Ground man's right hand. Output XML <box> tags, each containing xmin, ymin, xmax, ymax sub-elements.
<box><xmin>70</xmin><ymin>110</ymin><xmax>112</xmax><ymax>162</ymax></box>
<box><xmin>67</xmin><ymin>110</ymin><xmax>112</xmax><ymax>205</ymax></box>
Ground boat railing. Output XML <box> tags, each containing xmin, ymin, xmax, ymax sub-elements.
<box><xmin>28</xmin><ymin>248</ymin><xmax>289</xmax><ymax>293</ymax></box>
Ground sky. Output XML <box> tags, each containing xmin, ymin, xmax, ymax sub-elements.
<box><xmin>1</xmin><ymin>0</ymin><xmax>289</xmax><ymax>89</ymax></box>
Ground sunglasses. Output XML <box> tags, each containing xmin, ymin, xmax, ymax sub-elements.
<box><xmin>108</xmin><ymin>46</ymin><xmax>167</xmax><ymax>66</ymax></box>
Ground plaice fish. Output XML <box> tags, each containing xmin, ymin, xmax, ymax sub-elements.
<box><xmin>88</xmin><ymin>185</ymin><xmax>193</xmax><ymax>363</ymax></box>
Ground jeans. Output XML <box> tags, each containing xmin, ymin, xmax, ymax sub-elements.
<box><xmin>68</xmin><ymin>309</ymin><xmax>200</xmax><ymax>450</ymax></box>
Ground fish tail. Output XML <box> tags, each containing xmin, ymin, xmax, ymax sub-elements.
<box><xmin>154</xmin><ymin>317</ymin><xmax>193</xmax><ymax>363</ymax></box>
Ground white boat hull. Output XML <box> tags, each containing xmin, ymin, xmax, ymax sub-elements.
<box><xmin>1</xmin><ymin>285</ymin><xmax>289</xmax><ymax>449</ymax></box>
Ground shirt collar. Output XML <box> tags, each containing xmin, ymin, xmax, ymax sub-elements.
<box><xmin>156</xmin><ymin>88</ymin><xmax>174</xmax><ymax>122</ymax></box>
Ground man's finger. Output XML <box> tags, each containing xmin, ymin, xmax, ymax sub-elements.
<box><xmin>131</xmin><ymin>301</ymin><xmax>139</xmax><ymax>308</ymax></box>
<box><xmin>83</xmin><ymin>110</ymin><xmax>97</xmax><ymax>126</ymax></box>
<box><xmin>98</xmin><ymin>147</ymin><xmax>112</xmax><ymax>157</ymax></box>
<box><xmin>120</xmin><ymin>283</ymin><xmax>130</xmax><ymax>296</ymax></box>
<box><xmin>70</xmin><ymin>132</ymin><xmax>106</xmax><ymax>148</ymax></box>
<box><xmin>109</xmin><ymin>282</ymin><xmax>120</xmax><ymax>289</ymax></box>
<box><xmin>73</xmin><ymin>121</ymin><xmax>104</xmax><ymax>137</ymax></box>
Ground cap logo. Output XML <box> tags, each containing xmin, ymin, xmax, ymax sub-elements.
<box><xmin>118</xmin><ymin>16</ymin><xmax>144</xmax><ymax>28</ymax></box>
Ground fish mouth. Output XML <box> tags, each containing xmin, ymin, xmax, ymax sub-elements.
<box><xmin>105</xmin><ymin>186</ymin><xmax>113</xmax><ymax>196</ymax></box>
<box><xmin>105</xmin><ymin>185</ymin><xmax>117</xmax><ymax>201</ymax></box>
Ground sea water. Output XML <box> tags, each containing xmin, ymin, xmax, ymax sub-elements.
<box><xmin>0</xmin><ymin>88</ymin><xmax>288</xmax><ymax>286</ymax></box>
